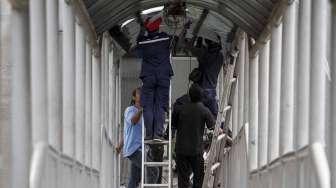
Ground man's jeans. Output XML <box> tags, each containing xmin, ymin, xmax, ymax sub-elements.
<box><xmin>127</xmin><ymin>150</ymin><xmax>142</xmax><ymax>188</ymax></box>
<box><xmin>203</xmin><ymin>89</ymin><xmax>218</xmax><ymax>118</ymax></box>
<box><xmin>146</xmin><ymin>145</ymin><xmax>164</xmax><ymax>184</ymax></box>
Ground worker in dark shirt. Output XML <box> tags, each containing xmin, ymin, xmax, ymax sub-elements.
<box><xmin>174</xmin><ymin>83</ymin><xmax>215</xmax><ymax>188</ymax></box>
<box><xmin>187</xmin><ymin>37</ymin><xmax>224</xmax><ymax>118</ymax></box>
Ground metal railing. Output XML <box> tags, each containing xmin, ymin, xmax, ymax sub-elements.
<box><xmin>29</xmin><ymin>142</ymin><xmax>100</xmax><ymax>188</ymax></box>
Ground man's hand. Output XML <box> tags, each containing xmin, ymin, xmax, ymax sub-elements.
<box><xmin>115</xmin><ymin>144</ymin><xmax>122</xmax><ymax>154</ymax></box>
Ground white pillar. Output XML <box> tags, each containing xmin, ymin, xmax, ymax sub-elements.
<box><xmin>47</xmin><ymin>0</ymin><xmax>61</xmax><ymax>150</ymax></box>
<box><xmin>232</xmin><ymin>83</ymin><xmax>239</xmax><ymax>138</ymax></box>
<box><xmin>10</xmin><ymin>6</ymin><xmax>31</xmax><ymax>188</ymax></box>
<box><xmin>258</xmin><ymin>41</ymin><xmax>270</xmax><ymax>167</ymax></box>
<box><xmin>30</xmin><ymin>0</ymin><xmax>48</xmax><ymax>144</ymax></box>
<box><xmin>268</xmin><ymin>23</ymin><xmax>282</xmax><ymax>162</ymax></box>
<box><xmin>237</xmin><ymin>35</ymin><xmax>246</xmax><ymax>131</ymax></box>
<box><xmin>295</xmin><ymin>0</ymin><xmax>311</xmax><ymax>149</ymax></box>
<box><xmin>85</xmin><ymin>41</ymin><xmax>92</xmax><ymax>167</ymax></box>
<box><xmin>280</xmin><ymin>1</ymin><xmax>297</xmax><ymax>155</ymax></box>
<box><xmin>92</xmin><ymin>54</ymin><xmax>101</xmax><ymax>170</ymax></box>
<box><xmin>249</xmin><ymin>55</ymin><xmax>259</xmax><ymax>171</ymax></box>
<box><xmin>75</xmin><ymin>22</ymin><xmax>86</xmax><ymax>163</ymax></box>
<box><xmin>62</xmin><ymin>0</ymin><xmax>75</xmax><ymax>157</ymax></box>
<box><xmin>244</xmin><ymin>37</ymin><xmax>250</xmax><ymax>124</ymax></box>
<box><xmin>331</xmin><ymin>2</ymin><xmax>336</xmax><ymax>187</ymax></box>
<box><xmin>309</xmin><ymin>0</ymin><xmax>328</xmax><ymax>146</ymax></box>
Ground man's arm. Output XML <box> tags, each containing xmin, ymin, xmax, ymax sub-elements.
<box><xmin>131</xmin><ymin>108</ymin><xmax>143</xmax><ymax>125</ymax></box>
<box><xmin>116</xmin><ymin>137</ymin><xmax>124</xmax><ymax>154</ymax></box>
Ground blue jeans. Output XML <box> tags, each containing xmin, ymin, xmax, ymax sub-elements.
<box><xmin>203</xmin><ymin>89</ymin><xmax>218</xmax><ymax>118</ymax></box>
<box><xmin>141</xmin><ymin>75</ymin><xmax>170</xmax><ymax>138</ymax></box>
<box><xmin>127</xmin><ymin>150</ymin><xmax>142</xmax><ymax>188</ymax></box>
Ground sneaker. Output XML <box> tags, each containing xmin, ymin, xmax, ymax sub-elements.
<box><xmin>153</xmin><ymin>135</ymin><xmax>166</xmax><ymax>142</ymax></box>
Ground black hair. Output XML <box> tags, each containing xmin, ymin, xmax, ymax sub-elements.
<box><xmin>189</xmin><ymin>83</ymin><xmax>203</xmax><ymax>103</ymax></box>
<box><xmin>130</xmin><ymin>87</ymin><xmax>141</xmax><ymax>105</ymax></box>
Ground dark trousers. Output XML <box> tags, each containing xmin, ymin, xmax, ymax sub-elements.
<box><xmin>146</xmin><ymin>145</ymin><xmax>164</xmax><ymax>184</ymax></box>
<box><xmin>176</xmin><ymin>154</ymin><xmax>205</xmax><ymax>188</ymax></box>
<box><xmin>127</xmin><ymin>150</ymin><xmax>142</xmax><ymax>188</ymax></box>
<box><xmin>203</xmin><ymin>88</ymin><xmax>218</xmax><ymax>118</ymax></box>
<box><xmin>141</xmin><ymin>75</ymin><xmax>170</xmax><ymax>138</ymax></box>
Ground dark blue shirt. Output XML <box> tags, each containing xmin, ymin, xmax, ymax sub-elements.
<box><xmin>137</xmin><ymin>32</ymin><xmax>173</xmax><ymax>78</ymax></box>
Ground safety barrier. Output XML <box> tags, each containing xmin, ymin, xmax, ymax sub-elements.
<box><xmin>30</xmin><ymin>142</ymin><xmax>99</xmax><ymax>188</ymax></box>
<box><xmin>249</xmin><ymin>142</ymin><xmax>330</xmax><ymax>188</ymax></box>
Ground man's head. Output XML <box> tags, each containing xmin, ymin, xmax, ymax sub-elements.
<box><xmin>189</xmin><ymin>83</ymin><xmax>203</xmax><ymax>103</ymax></box>
<box><xmin>144</xmin><ymin>15</ymin><xmax>162</xmax><ymax>32</ymax></box>
<box><xmin>131</xmin><ymin>87</ymin><xmax>141</xmax><ymax>105</ymax></box>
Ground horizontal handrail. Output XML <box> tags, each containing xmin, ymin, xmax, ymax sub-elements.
<box><xmin>30</xmin><ymin>142</ymin><xmax>100</xmax><ymax>188</ymax></box>
<box><xmin>249</xmin><ymin>142</ymin><xmax>330</xmax><ymax>188</ymax></box>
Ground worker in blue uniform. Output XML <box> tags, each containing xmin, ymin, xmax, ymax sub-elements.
<box><xmin>136</xmin><ymin>15</ymin><xmax>173</xmax><ymax>141</ymax></box>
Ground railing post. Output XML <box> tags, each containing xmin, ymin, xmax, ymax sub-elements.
<box><xmin>85</xmin><ymin>41</ymin><xmax>93</xmax><ymax>167</ymax></box>
<box><xmin>331</xmin><ymin>2</ymin><xmax>336</xmax><ymax>187</ymax></box>
<box><xmin>258</xmin><ymin>41</ymin><xmax>270</xmax><ymax>168</ymax></box>
<box><xmin>92</xmin><ymin>53</ymin><xmax>101</xmax><ymax>170</ymax></box>
<box><xmin>249</xmin><ymin>54</ymin><xmax>259</xmax><ymax>171</ymax></box>
<box><xmin>30</xmin><ymin>0</ymin><xmax>48</xmax><ymax>144</ymax></box>
<box><xmin>237</xmin><ymin>34</ymin><xmax>246</xmax><ymax>132</ymax></box>
<box><xmin>309</xmin><ymin>0</ymin><xmax>328</xmax><ymax>146</ymax></box>
<box><xmin>62</xmin><ymin>0</ymin><xmax>76</xmax><ymax>157</ymax></box>
<box><xmin>75</xmin><ymin>21</ymin><xmax>86</xmax><ymax>163</ymax></box>
<box><xmin>295</xmin><ymin>0</ymin><xmax>311</xmax><ymax>149</ymax></box>
<box><xmin>47</xmin><ymin>0</ymin><xmax>61</xmax><ymax>151</ymax></box>
<box><xmin>9</xmin><ymin>3</ymin><xmax>31</xmax><ymax>188</ymax></box>
<box><xmin>268</xmin><ymin>23</ymin><xmax>282</xmax><ymax>162</ymax></box>
<box><xmin>280</xmin><ymin>1</ymin><xmax>297</xmax><ymax>155</ymax></box>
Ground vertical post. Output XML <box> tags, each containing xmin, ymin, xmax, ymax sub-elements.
<box><xmin>47</xmin><ymin>0</ymin><xmax>61</xmax><ymax>150</ymax></box>
<box><xmin>237</xmin><ymin>35</ymin><xmax>246</xmax><ymax>131</ymax></box>
<box><xmin>258</xmin><ymin>41</ymin><xmax>270</xmax><ymax>167</ymax></box>
<box><xmin>30</xmin><ymin>0</ymin><xmax>48</xmax><ymax>144</ymax></box>
<box><xmin>92</xmin><ymin>53</ymin><xmax>101</xmax><ymax>170</ymax></box>
<box><xmin>232</xmin><ymin>83</ymin><xmax>239</xmax><ymax>138</ymax></box>
<box><xmin>9</xmin><ymin>5</ymin><xmax>31</xmax><ymax>188</ymax></box>
<box><xmin>309</xmin><ymin>0</ymin><xmax>328</xmax><ymax>146</ymax></box>
<box><xmin>295</xmin><ymin>0</ymin><xmax>312</xmax><ymax>149</ymax></box>
<box><xmin>85</xmin><ymin>41</ymin><xmax>92</xmax><ymax>167</ymax></box>
<box><xmin>244</xmin><ymin>37</ymin><xmax>250</xmax><ymax>125</ymax></box>
<box><xmin>62</xmin><ymin>0</ymin><xmax>75</xmax><ymax>157</ymax></box>
<box><xmin>75</xmin><ymin>21</ymin><xmax>86</xmax><ymax>163</ymax></box>
<box><xmin>0</xmin><ymin>1</ymin><xmax>12</xmax><ymax>188</ymax></box>
<box><xmin>268</xmin><ymin>23</ymin><xmax>282</xmax><ymax>162</ymax></box>
<box><xmin>249</xmin><ymin>54</ymin><xmax>259</xmax><ymax>171</ymax></box>
<box><xmin>331</xmin><ymin>2</ymin><xmax>336</xmax><ymax>187</ymax></box>
<box><xmin>280</xmin><ymin>1</ymin><xmax>297</xmax><ymax>155</ymax></box>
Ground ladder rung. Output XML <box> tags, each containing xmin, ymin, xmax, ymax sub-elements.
<box><xmin>223</xmin><ymin>105</ymin><xmax>231</xmax><ymax>112</ymax></box>
<box><xmin>144</xmin><ymin>140</ymin><xmax>169</xmax><ymax>145</ymax></box>
<box><xmin>211</xmin><ymin>162</ymin><xmax>221</xmax><ymax>173</ymax></box>
<box><xmin>143</xmin><ymin>183</ymin><xmax>169</xmax><ymax>187</ymax></box>
<box><xmin>144</xmin><ymin>161</ymin><xmax>170</xmax><ymax>166</ymax></box>
<box><xmin>217</xmin><ymin>133</ymin><xmax>227</xmax><ymax>141</ymax></box>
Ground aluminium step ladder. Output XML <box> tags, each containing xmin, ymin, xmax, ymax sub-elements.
<box><xmin>141</xmin><ymin>83</ymin><xmax>173</xmax><ymax>188</ymax></box>
<box><xmin>202</xmin><ymin>38</ymin><xmax>240</xmax><ymax>188</ymax></box>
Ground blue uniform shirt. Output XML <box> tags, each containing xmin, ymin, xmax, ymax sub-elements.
<box><xmin>136</xmin><ymin>32</ymin><xmax>173</xmax><ymax>79</ymax></box>
<box><xmin>123</xmin><ymin>106</ymin><xmax>142</xmax><ymax>157</ymax></box>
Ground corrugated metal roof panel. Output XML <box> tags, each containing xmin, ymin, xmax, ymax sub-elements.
<box><xmin>83</xmin><ymin>0</ymin><xmax>278</xmax><ymax>44</ymax></box>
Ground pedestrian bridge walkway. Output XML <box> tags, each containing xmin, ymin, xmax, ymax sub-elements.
<box><xmin>1</xmin><ymin>0</ymin><xmax>336</xmax><ymax>188</ymax></box>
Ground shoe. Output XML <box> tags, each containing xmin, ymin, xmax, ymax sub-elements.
<box><xmin>153</xmin><ymin>135</ymin><xmax>166</xmax><ymax>142</ymax></box>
